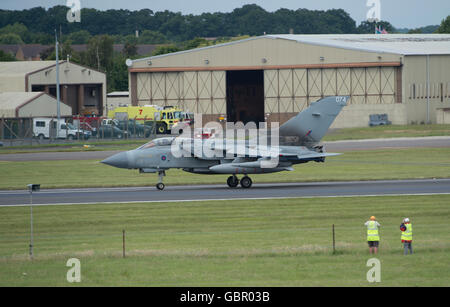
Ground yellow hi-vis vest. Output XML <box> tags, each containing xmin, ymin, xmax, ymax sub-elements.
<box><xmin>401</xmin><ymin>223</ymin><xmax>413</xmax><ymax>241</ymax></box>
<box><xmin>367</xmin><ymin>221</ymin><xmax>380</xmax><ymax>241</ymax></box>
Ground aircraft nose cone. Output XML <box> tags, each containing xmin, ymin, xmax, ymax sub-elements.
<box><xmin>101</xmin><ymin>152</ymin><xmax>129</xmax><ymax>168</ymax></box>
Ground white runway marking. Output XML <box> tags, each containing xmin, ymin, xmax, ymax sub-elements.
<box><xmin>2</xmin><ymin>192</ymin><xmax>450</xmax><ymax>208</ymax></box>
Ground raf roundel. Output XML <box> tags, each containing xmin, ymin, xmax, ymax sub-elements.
<box><xmin>161</xmin><ymin>155</ymin><xmax>167</xmax><ymax>161</ymax></box>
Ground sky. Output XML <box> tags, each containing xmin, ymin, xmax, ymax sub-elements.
<box><xmin>1</xmin><ymin>0</ymin><xmax>449</xmax><ymax>29</ymax></box>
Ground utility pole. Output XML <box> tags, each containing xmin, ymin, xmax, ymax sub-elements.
<box><xmin>96</xmin><ymin>45</ymin><xmax>100</xmax><ymax>71</ymax></box>
<box><xmin>55</xmin><ymin>30</ymin><xmax>61</xmax><ymax>137</ymax></box>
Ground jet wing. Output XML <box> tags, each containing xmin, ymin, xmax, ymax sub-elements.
<box><xmin>172</xmin><ymin>137</ymin><xmax>340</xmax><ymax>160</ymax></box>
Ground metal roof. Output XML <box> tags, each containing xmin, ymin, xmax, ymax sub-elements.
<box><xmin>132</xmin><ymin>34</ymin><xmax>450</xmax><ymax>65</ymax></box>
<box><xmin>0</xmin><ymin>61</ymin><xmax>62</xmax><ymax>78</ymax></box>
<box><xmin>107</xmin><ymin>91</ymin><xmax>129</xmax><ymax>97</ymax></box>
<box><xmin>0</xmin><ymin>92</ymin><xmax>73</xmax><ymax>118</ymax></box>
<box><xmin>266</xmin><ymin>34</ymin><xmax>450</xmax><ymax>55</ymax></box>
<box><xmin>0</xmin><ymin>92</ymin><xmax>46</xmax><ymax>117</ymax></box>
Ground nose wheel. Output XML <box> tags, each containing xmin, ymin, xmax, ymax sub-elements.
<box><xmin>156</xmin><ymin>171</ymin><xmax>166</xmax><ymax>190</ymax></box>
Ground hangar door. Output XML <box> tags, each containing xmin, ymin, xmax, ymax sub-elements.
<box><xmin>226</xmin><ymin>70</ymin><xmax>264</xmax><ymax>124</ymax></box>
<box><xmin>135</xmin><ymin>71</ymin><xmax>226</xmax><ymax>117</ymax></box>
<box><xmin>264</xmin><ymin>67</ymin><xmax>397</xmax><ymax>121</ymax></box>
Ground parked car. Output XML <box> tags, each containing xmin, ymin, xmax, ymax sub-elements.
<box><xmin>33</xmin><ymin>118</ymin><xmax>91</xmax><ymax>140</ymax></box>
<box><xmin>171</xmin><ymin>120</ymin><xmax>191</xmax><ymax>135</ymax></box>
<box><xmin>94</xmin><ymin>124</ymin><xmax>128</xmax><ymax>139</ymax></box>
<box><xmin>369</xmin><ymin>114</ymin><xmax>392</xmax><ymax>126</ymax></box>
<box><xmin>114</xmin><ymin>119</ymin><xmax>154</xmax><ymax>137</ymax></box>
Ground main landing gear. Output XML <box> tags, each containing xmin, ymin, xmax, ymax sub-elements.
<box><xmin>227</xmin><ymin>175</ymin><xmax>253</xmax><ymax>188</ymax></box>
<box><xmin>156</xmin><ymin>170</ymin><xmax>166</xmax><ymax>190</ymax></box>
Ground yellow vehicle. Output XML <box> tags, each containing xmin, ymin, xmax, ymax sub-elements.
<box><xmin>107</xmin><ymin>105</ymin><xmax>184</xmax><ymax>134</ymax></box>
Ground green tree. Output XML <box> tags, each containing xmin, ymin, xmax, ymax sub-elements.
<box><xmin>65</xmin><ymin>30</ymin><xmax>92</xmax><ymax>44</ymax></box>
<box><xmin>108</xmin><ymin>53</ymin><xmax>129</xmax><ymax>92</ymax></box>
<box><xmin>85</xmin><ymin>35</ymin><xmax>114</xmax><ymax>72</ymax></box>
<box><xmin>138</xmin><ymin>30</ymin><xmax>168</xmax><ymax>44</ymax></box>
<box><xmin>123</xmin><ymin>41</ymin><xmax>138</xmax><ymax>58</ymax></box>
<box><xmin>0</xmin><ymin>50</ymin><xmax>16</xmax><ymax>61</ymax></box>
<box><xmin>42</xmin><ymin>40</ymin><xmax>80</xmax><ymax>63</ymax></box>
<box><xmin>152</xmin><ymin>45</ymin><xmax>181</xmax><ymax>56</ymax></box>
<box><xmin>183</xmin><ymin>37</ymin><xmax>210</xmax><ymax>50</ymax></box>
<box><xmin>408</xmin><ymin>28</ymin><xmax>422</xmax><ymax>34</ymax></box>
<box><xmin>0</xmin><ymin>23</ymin><xmax>29</xmax><ymax>42</ymax></box>
<box><xmin>357</xmin><ymin>21</ymin><xmax>394</xmax><ymax>33</ymax></box>
<box><xmin>0</xmin><ymin>33</ymin><xmax>24</xmax><ymax>44</ymax></box>
<box><xmin>436</xmin><ymin>16</ymin><xmax>450</xmax><ymax>33</ymax></box>
<box><xmin>40</xmin><ymin>46</ymin><xmax>55</xmax><ymax>60</ymax></box>
<box><xmin>31</xmin><ymin>32</ymin><xmax>54</xmax><ymax>45</ymax></box>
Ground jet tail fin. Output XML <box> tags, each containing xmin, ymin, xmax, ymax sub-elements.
<box><xmin>279</xmin><ymin>96</ymin><xmax>348</xmax><ymax>146</ymax></box>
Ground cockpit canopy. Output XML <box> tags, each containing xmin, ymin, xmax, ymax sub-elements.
<box><xmin>138</xmin><ymin>137</ymin><xmax>175</xmax><ymax>150</ymax></box>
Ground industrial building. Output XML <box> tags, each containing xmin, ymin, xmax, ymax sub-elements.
<box><xmin>107</xmin><ymin>91</ymin><xmax>130</xmax><ymax>110</ymax></box>
<box><xmin>128</xmin><ymin>34</ymin><xmax>450</xmax><ymax>127</ymax></box>
<box><xmin>0</xmin><ymin>92</ymin><xmax>72</xmax><ymax>118</ymax></box>
<box><xmin>0</xmin><ymin>60</ymin><xmax>107</xmax><ymax>117</ymax></box>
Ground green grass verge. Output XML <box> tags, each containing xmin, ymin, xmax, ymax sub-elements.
<box><xmin>0</xmin><ymin>147</ymin><xmax>449</xmax><ymax>190</ymax></box>
<box><xmin>0</xmin><ymin>195</ymin><xmax>449</xmax><ymax>286</ymax></box>
<box><xmin>323</xmin><ymin>124</ymin><xmax>450</xmax><ymax>141</ymax></box>
<box><xmin>0</xmin><ymin>140</ymin><xmax>146</xmax><ymax>154</ymax></box>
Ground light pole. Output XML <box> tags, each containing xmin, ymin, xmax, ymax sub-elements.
<box><xmin>55</xmin><ymin>30</ymin><xmax>61</xmax><ymax>138</ymax></box>
<box><xmin>27</xmin><ymin>184</ymin><xmax>40</xmax><ymax>260</ymax></box>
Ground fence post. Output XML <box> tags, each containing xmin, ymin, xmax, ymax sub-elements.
<box><xmin>1</xmin><ymin>115</ymin><xmax>4</xmax><ymax>141</ymax></box>
<box><xmin>29</xmin><ymin>116</ymin><xmax>33</xmax><ymax>146</ymax></box>
<box><xmin>332</xmin><ymin>224</ymin><xmax>336</xmax><ymax>254</ymax></box>
<box><xmin>122</xmin><ymin>229</ymin><xmax>126</xmax><ymax>258</ymax></box>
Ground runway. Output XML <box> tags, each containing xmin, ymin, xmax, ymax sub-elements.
<box><xmin>1</xmin><ymin>179</ymin><xmax>449</xmax><ymax>207</ymax></box>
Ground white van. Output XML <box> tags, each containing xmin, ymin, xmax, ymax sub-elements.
<box><xmin>33</xmin><ymin>118</ymin><xmax>91</xmax><ymax>140</ymax></box>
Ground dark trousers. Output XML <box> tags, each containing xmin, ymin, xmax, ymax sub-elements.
<box><xmin>403</xmin><ymin>242</ymin><xmax>413</xmax><ymax>255</ymax></box>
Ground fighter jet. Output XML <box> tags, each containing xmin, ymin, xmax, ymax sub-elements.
<box><xmin>101</xmin><ymin>96</ymin><xmax>348</xmax><ymax>190</ymax></box>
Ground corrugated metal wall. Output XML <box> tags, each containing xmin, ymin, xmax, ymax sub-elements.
<box><xmin>264</xmin><ymin>67</ymin><xmax>396</xmax><ymax>114</ymax></box>
<box><xmin>136</xmin><ymin>71</ymin><xmax>226</xmax><ymax>115</ymax></box>
<box><xmin>134</xmin><ymin>66</ymin><xmax>397</xmax><ymax>120</ymax></box>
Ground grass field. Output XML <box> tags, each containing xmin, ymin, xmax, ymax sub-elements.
<box><xmin>1</xmin><ymin>147</ymin><xmax>449</xmax><ymax>190</ymax></box>
<box><xmin>322</xmin><ymin>124</ymin><xmax>450</xmax><ymax>141</ymax></box>
<box><xmin>0</xmin><ymin>195</ymin><xmax>449</xmax><ymax>286</ymax></box>
<box><xmin>0</xmin><ymin>140</ymin><xmax>146</xmax><ymax>154</ymax></box>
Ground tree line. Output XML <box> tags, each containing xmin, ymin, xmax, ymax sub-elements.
<box><xmin>0</xmin><ymin>4</ymin><xmax>400</xmax><ymax>45</ymax></box>
<box><xmin>1</xmin><ymin>4</ymin><xmax>448</xmax><ymax>92</ymax></box>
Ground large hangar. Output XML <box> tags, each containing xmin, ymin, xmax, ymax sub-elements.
<box><xmin>128</xmin><ymin>34</ymin><xmax>450</xmax><ymax>127</ymax></box>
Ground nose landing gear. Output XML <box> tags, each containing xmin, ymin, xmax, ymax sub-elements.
<box><xmin>156</xmin><ymin>171</ymin><xmax>166</xmax><ymax>190</ymax></box>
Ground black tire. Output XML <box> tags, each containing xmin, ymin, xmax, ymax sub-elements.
<box><xmin>240</xmin><ymin>176</ymin><xmax>252</xmax><ymax>188</ymax></box>
<box><xmin>117</xmin><ymin>133</ymin><xmax>123</xmax><ymax>139</ymax></box>
<box><xmin>227</xmin><ymin>176</ymin><xmax>239</xmax><ymax>188</ymax></box>
<box><xmin>157</xmin><ymin>123</ymin><xmax>167</xmax><ymax>134</ymax></box>
<box><xmin>156</xmin><ymin>183</ymin><xmax>165</xmax><ymax>190</ymax></box>
<box><xmin>38</xmin><ymin>134</ymin><xmax>45</xmax><ymax>141</ymax></box>
<box><xmin>67</xmin><ymin>134</ymin><xmax>74</xmax><ymax>141</ymax></box>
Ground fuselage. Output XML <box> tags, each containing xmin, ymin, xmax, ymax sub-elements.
<box><xmin>101</xmin><ymin>137</ymin><xmax>324</xmax><ymax>175</ymax></box>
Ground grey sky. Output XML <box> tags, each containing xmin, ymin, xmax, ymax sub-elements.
<box><xmin>1</xmin><ymin>0</ymin><xmax>449</xmax><ymax>29</ymax></box>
